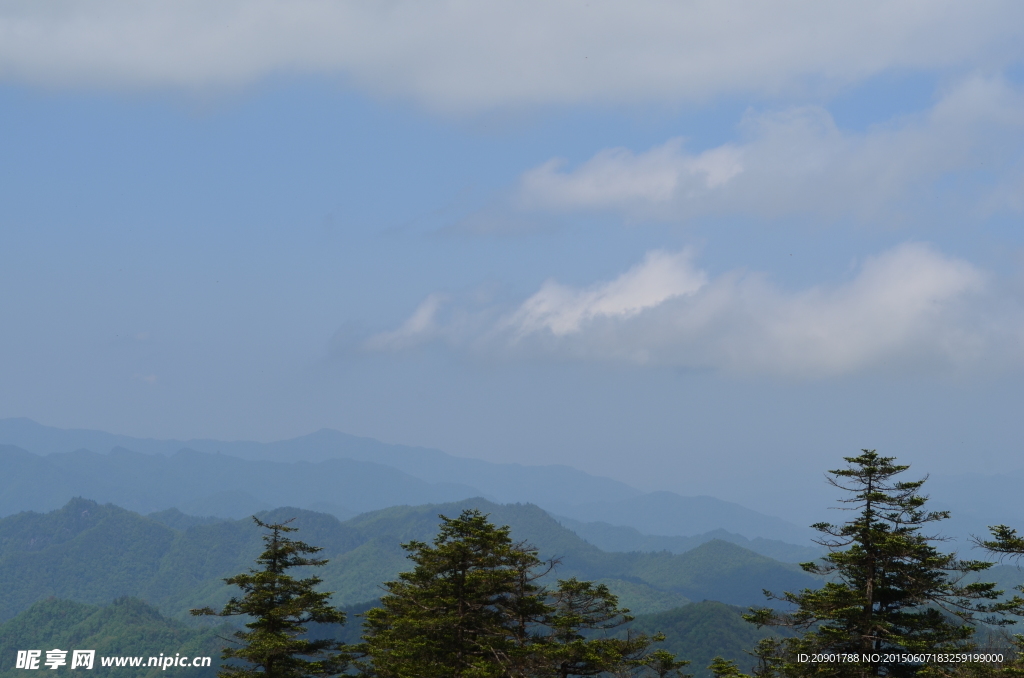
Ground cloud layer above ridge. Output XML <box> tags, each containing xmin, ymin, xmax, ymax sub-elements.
<box><xmin>2</xmin><ymin>1</ymin><xmax>1024</xmax><ymax>110</ymax></box>
<box><xmin>367</xmin><ymin>243</ymin><xmax>1024</xmax><ymax>378</ymax></box>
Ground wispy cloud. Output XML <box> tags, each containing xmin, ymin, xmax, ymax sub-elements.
<box><xmin>364</xmin><ymin>293</ymin><xmax>446</xmax><ymax>351</ymax></box>
<box><xmin>519</xmin><ymin>141</ymin><xmax>744</xmax><ymax>212</ymax></box>
<box><xmin>366</xmin><ymin>243</ymin><xmax>1023</xmax><ymax>377</ymax></box>
<box><xmin>1</xmin><ymin>2</ymin><xmax>1022</xmax><ymax>110</ymax></box>
<box><xmin>501</xmin><ymin>250</ymin><xmax>707</xmax><ymax>338</ymax></box>
<box><xmin>517</xmin><ymin>77</ymin><xmax>1024</xmax><ymax>222</ymax></box>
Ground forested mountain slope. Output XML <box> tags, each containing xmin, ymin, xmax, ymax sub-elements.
<box><xmin>625</xmin><ymin>601</ymin><xmax>790</xmax><ymax>678</ymax></box>
<box><xmin>0</xmin><ymin>498</ymin><xmax>820</xmax><ymax>623</ymax></box>
<box><xmin>331</xmin><ymin>500</ymin><xmax>819</xmax><ymax>607</ymax></box>
<box><xmin>0</xmin><ymin>598</ymin><xmax>223</xmax><ymax>678</ymax></box>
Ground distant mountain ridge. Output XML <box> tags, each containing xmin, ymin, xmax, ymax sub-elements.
<box><xmin>0</xmin><ymin>419</ymin><xmax>640</xmax><ymax>506</ymax></box>
<box><xmin>556</xmin><ymin>516</ymin><xmax>823</xmax><ymax>563</ymax></box>
<box><xmin>550</xmin><ymin>492</ymin><xmax>811</xmax><ymax>544</ymax></box>
<box><xmin>0</xmin><ymin>418</ymin><xmax>812</xmax><ymax>543</ymax></box>
<box><xmin>0</xmin><ymin>444</ymin><xmax>477</xmax><ymax>518</ymax></box>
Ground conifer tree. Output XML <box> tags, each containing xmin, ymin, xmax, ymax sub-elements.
<box><xmin>976</xmin><ymin>526</ymin><xmax>1024</xmax><ymax>561</ymax></box>
<box><xmin>746</xmin><ymin>450</ymin><xmax>1014</xmax><ymax>678</ymax></box>
<box><xmin>359</xmin><ymin>508</ymin><xmax>685</xmax><ymax>678</ymax></box>
<box><xmin>360</xmin><ymin>509</ymin><xmax>549</xmax><ymax>678</ymax></box>
<box><xmin>191</xmin><ymin>517</ymin><xmax>349</xmax><ymax>678</ymax></box>
<box><xmin>709</xmin><ymin>656</ymin><xmax>749</xmax><ymax>678</ymax></box>
<box><xmin>541</xmin><ymin>577</ymin><xmax>668</xmax><ymax>678</ymax></box>
<box><xmin>974</xmin><ymin>525</ymin><xmax>1024</xmax><ymax>676</ymax></box>
<box><xmin>641</xmin><ymin>649</ymin><xmax>693</xmax><ymax>678</ymax></box>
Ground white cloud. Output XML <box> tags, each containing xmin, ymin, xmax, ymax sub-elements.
<box><xmin>368</xmin><ymin>243</ymin><xmax>1024</xmax><ymax>377</ymax></box>
<box><xmin>1</xmin><ymin>2</ymin><xmax>1023</xmax><ymax>110</ymax></box>
<box><xmin>517</xmin><ymin>76</ymin><xmax>1024</xmax><ymax>221</ymax></box>
<box><xmin>503</xmin><ymin>250</ymin><xmax>707</xmax><ymax>337</ymax></box>
<box><xmin>364</xmin><ymin>293</ymin><xmax>446</xmax><ymax>351</ymax></box>
<box><xmin>519</xmin><ymin>140</ymin><xmax>744</xmax><ymax>212</ymax></box>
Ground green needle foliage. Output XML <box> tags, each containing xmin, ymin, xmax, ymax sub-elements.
<box><xmin>361</xmin><ymin>509</ymin><xmax>549</xmax><ymax>678</ymax></box>
<box><xmin>191</xmin><ymin>517</ymin><xmax>349</xmax><ymax>678</ymax></box>
<box><xmin>976</xmin><ymin>527</ymin><xmax>1024</xmax><ymax>562</ymax></box>
<box><xmin>642</xmin><ymin>649</ymin><xmax>693</xmax><ymax>678</ymax></box>
<box><xmin>542</xmin><ymin>577</ymin><xmax>672</xmax><ymax>678</ymax></box>
<box><xmin>359</xmin><ymin>508</ymin><xmax>685</xmax><ymax>678</ymax></box>
<box><xmin>745</xmin><ymin>450</ymin><xmax>1019</xmax><ymax>678</ymax></box>
<box><xmin>708</xmin><ymin>656</ymin><xmax>748</xmax><ymax>678</ymax></box>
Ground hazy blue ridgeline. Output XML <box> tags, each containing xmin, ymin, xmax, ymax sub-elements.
<box><xmin>555</xmin><ymin>516</ymin><xmax>823</xmax><ymax>563</ymax></box>
<box><xmin>0</xmin><ymin>418</ymin><xmax>813</xmax><ymax>544</ymax></box>
<box><xmin>9</xmin><ymin>417</ymin><xmax>1020</xmax><ymax>546</ymax></box>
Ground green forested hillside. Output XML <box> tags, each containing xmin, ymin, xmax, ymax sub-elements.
<box><xmin>0</xmin><ymin>497</ymin><xmax>820</xmax><ymax>624</ymax></box>
<box><xmin>625</xmin><ymin>601</ymin><xmax>790</xmax><ymax>678</ymax></box>
<box><xmin>0</xmin><ymin>598</ymin><xmax>223</xmax><ymax>678</ymax></box>
<box><xmin>332</xmin><ymin>500</ymin><xmax>819</xmax><ymax>611</ymax></box>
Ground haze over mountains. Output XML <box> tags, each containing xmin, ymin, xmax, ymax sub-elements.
<box><xmin>0</xmin><ymin>418</ymin><xmax>813</xmax><ymax>546</ymax></box>
<box><xmin>3</xmin><ymin>418</ymin><xmax>1017</xmax><ymax>549</ymax></box>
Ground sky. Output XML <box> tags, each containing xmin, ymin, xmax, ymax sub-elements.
<box><xmin>2</xmin><ymin>1</ymin><xmax>1024</xmax><ymax>522</ymax></box>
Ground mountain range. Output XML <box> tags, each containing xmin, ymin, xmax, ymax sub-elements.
<box><xmin>8</xmin><ymin>418</ymin><xmax>1016</xmax><ymax>549</ymax></box>
<box><xmin>555</xmin><ymin>516</ymin><xmax>823</xmax><ymax>563</ymax></box>
<box><xmin>0</xmin><ymin>418</ymin><xmax>813</xmax><ymax>544</ymax></box>
<box><xmin>0</xmin><ymin>497</ymin><xmax>821</xmax><ymax>624</ymax></box>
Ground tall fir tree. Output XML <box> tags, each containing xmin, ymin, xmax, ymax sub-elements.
<box><xmin>359</xmin><ymin>508</ymin><xmax>685</xmax><ymax>678</ymax></box>
<box><xmin>746</xmin><ymin>450</ymin><xmax>1015</xmax><ymax>678</ymax></box>
<box><xmin>191</xmin><ymin>517</ymin><xmax>349</xmax><ymax>678</ymax></box>
<box><xmin>360</xmin><ymin>509</ymin><xmax>549</xmax><ymax>678</ymax></box>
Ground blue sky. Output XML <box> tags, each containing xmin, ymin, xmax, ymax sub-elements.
<box><xmin>2</xmin><ymin>1</ymin><xmax>1024</xmax><ymax>520</ymax></box>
